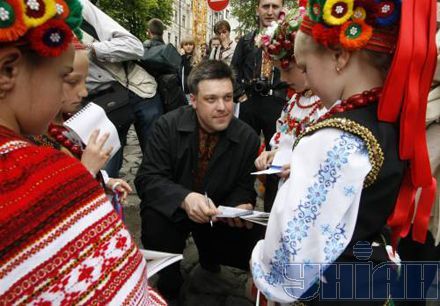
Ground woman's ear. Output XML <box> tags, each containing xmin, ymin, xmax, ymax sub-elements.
<box><xmin>332</xmin><ymin>47</ymin><xmax>351</xmax><ymax>73</ymax></box>
<box><xmin>0</xmin><ymin>48</ymin><xmax>21</xmax><ymax>96</ymax></box>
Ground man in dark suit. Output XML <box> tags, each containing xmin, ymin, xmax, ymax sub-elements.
<box><xmin>135</xmin><ymin>60</ymin><xmax>262</xmax><ymax>302</ymax></box>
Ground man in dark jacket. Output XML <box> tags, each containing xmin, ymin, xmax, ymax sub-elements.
<box><xmin>143</xmin><ymin>18</ymin><xmax>165</xmax><ymax>48</ymax></box>
<box><xmin>135</xmin><ymin>60</ymin><xmax>262</xmax><ymax>302</ymax></box>
<box><xmin>231</xmin><ymin>0</ymin><xmax>285</xmax><ymax>212</ymax></box>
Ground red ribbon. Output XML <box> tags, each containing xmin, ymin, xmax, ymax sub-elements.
<box><xmin>386</xmin><ymin>0</ymin><xmax>437</xmax><ymax>245</ymax></box>
<box><xmin>378</xmin><ymin>0</ymin><xmax>414</xmax><ymax>122</ymax></box>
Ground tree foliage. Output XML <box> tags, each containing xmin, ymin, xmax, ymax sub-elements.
<box><xmin>230</xmin><ymin>0</ymin><xmax>298</xmax><ymax>36</ymax></box>
<box><xmin>92</xmin><ymin>0</ymin><xmax>173</xmax><ymax>41</ymax></box>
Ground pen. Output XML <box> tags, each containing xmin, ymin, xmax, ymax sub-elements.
<box><xmin>204</xmin><ymin>192</ymin><xmax>214</xmax><ymax>227</ymax></box>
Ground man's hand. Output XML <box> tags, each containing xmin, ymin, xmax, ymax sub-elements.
<box><xmin>223</xmin><ymin>203</ymin><xmax>254</xmax><ymax>229</ymax></box>
<box><xmin>255</xmin><ymin>150</ymin><xmax>276</xmax><ymax>171</ymax></box>
<box><xmin>181</xmin><ymin>192</ymin><xmax>219</xmax><ymax>224</ymax></box>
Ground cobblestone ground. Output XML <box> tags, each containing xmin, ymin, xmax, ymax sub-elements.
<box><xmin>120</xmin><ymin>127</ymin><xmax>254</xmax><ymax>306</ymax></box>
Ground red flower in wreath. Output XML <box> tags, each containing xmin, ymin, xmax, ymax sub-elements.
<box><xmin>28</xmin><ymin>19</ymin><xmax>72</xmax><ymax>57</ymax></box>
<box><xmin>312</xmin><ymin>23</ymin><xmax>341</xmax><ymax>47</ymax></box>
<box><xmin>0</xmin><ymin>0</ymin><xmax>27</xmax><ymax>42</ymax></box>
<box><xmin>340</xmin><ymin>20</ymin><xmax>373</xmax><ymax>50</ymax></box>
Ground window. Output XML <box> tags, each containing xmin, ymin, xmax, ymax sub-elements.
<box><xmin>174</xmin><ymin>10</ymin><xmax>178</xmax><ymax>22</ymax></box>
<box><xmin>175</xmin><ymin>36</ymin><xmax>178</xmax><ymax>47</ymax></box>
<box><xmin>182</xmin><ymin>15</ymin><xmax>186</xmax><ymax>27</ymax></box>
<box><xmin>226</xmin><ymin>9</ymin><xmax>229</xmax><ymax>19</ymax></box>
<box><xmin>168</xmin><ymin>33</ymin><xmax>171</xmax><ymax>43</ymax></box>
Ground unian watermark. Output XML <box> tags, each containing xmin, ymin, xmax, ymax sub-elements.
<box><xmin>280</xmin><ymin>241</ymin><xmax>439</xmax><ymax>301</ymax></box>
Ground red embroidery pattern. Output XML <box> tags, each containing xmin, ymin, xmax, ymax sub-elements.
<box><xmin>0</xmin><ymin>125</ymin><xmax>150</xmax><ymax>304</ymax></box>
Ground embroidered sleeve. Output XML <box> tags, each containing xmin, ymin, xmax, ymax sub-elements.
<box><xmin>251</xmin><ymin>128</ymin><xmax>372</xmax><ymax>303</ymax></box>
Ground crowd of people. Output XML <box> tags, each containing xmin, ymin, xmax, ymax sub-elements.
<box><xmin>1</xmin><ymin>0</ymin><xmax>439</xmax><ymax>305</ymax></box>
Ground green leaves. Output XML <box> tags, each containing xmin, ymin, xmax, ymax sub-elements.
<box><xmin>229</xmin><ymin>0</ymin><xmax>298</xmax><ymax>35</ymax></box>
<box><xmin>95</xmin><ymin>0</ymin><xmax>173</xmax><ymax>40</ymax></box>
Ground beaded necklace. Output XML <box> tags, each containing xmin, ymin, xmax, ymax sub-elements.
<box><xmin>273</xmin><ymin>93</ymin><xmax>322</xmax><ymax>144</ymax></box>
<box><xmin>48</xmin><ymin>123</ymin><xmax>83</xmax><ymax>158</ymax></box>
<box><xmin>315</xmin><ymin>87</ymin><xmax>382</xmax><ymax>123</ymax></box>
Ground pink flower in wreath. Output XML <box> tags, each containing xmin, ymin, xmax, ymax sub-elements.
<box><xmin>261</xmin><ymin>34</ymin><xmax>271</xmax><ymax>46</ymax></box>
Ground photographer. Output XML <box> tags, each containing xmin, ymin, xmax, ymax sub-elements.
<box><xmin>231</xmin><ymin>0</ymin><xmax>286</xmax><ymax>211</ymax></box>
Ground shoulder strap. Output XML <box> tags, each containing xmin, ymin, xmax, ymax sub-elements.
<box><xmin>294</xmin><ymin>118</ymin><xmax>384</xmax><ymax>188</ymax></box>
<box><xmin>80</xmin><ymin>19</ymin><xmax>100</xmax><ymax>41</ymax></box>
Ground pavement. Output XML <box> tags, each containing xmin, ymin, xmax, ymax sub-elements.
<box><xmin>119</xmin><ymin>127</ymin><xmax>254</xmax><ymax>306</ymax></box>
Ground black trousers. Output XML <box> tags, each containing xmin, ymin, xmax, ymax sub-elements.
<box><xmin>141</xmin><ymin>207</ymin><xmax>264</xmax><ymax>300</ymax></box>
<box><xmin>239</xmin><ymin>93</ymin><xmax>285</xmax><ymax>149</ymax></box>
<box><xmin>239</xmin><ymin>93</ymin><xmax>285</xmax><ymax>212</ymax></box>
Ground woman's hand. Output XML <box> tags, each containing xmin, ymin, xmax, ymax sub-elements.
<box><xmin>277</xmin><ymin>164</ymin><xmax>291</xmax><ymax>179</ymax></box>
<box><xmin>81</xmin><ymin>129</ymin><xmax>112</xmax><ymax>175</ymax></box>
<box><xmin>106</xmin><ymin>178</ymin><xmax>132</xmax><ymax>203</ymax></box>
<box><xmin>255</xmin><ymin>150</ymin><xmax>276</xmax><ymax>171</ymax></box>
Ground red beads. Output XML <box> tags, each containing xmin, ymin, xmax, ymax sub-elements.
<box><xmin>48</xmin><ymin>123</ymin><xmax>83</xmax><ymax>158</ymax></box>
<box><xmin>316</xmin><ymin>87</ymin><xmax>382</xmax><ymax>124</ymax></box>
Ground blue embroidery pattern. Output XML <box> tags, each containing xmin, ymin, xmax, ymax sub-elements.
<box><xmin>343</xmin><ymin>185</ymin><xmax>356</xmax><ymax>197</ymax></box>
<box><xmin>321</xmin><ymin>223</ymin><xmax>347</xmax><ymax>262</ymax></box>
<box><xmin>253</xmin><ymin>132</ymin><xmax>366</xmax><ymax>287</ymax></box>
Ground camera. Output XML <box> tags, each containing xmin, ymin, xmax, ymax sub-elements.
<box><xmin>251</xmin><ymin>78</ymin><xmax>272</xmax><ymax>96</ymax></box>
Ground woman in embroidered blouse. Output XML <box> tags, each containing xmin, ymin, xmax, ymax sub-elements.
<box><xmin>254</xmin><ymin>7</ymin><xmax>325</xmax><ymax>213</ymax></box>
<box><xmin>251</xmin><ymin>0</ymin><xmax>437</xmax><ymax>304</ymax></box>
<box><xmin>0</xmin><ymin>1</ymin><xmax>165</xmax><ymax>304</ymax></box>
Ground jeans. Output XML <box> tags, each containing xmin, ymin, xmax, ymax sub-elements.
<box><xmin>104</xmin><ymin>92</ymin><xmax>163</xmax><ymax>177</ymax></box>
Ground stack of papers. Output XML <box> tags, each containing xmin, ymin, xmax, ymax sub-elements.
<box><xmin>215</xmin><ymin>205</ymin><xmax>253</xmax><ymax>218</ymax></box>
<box><xmin>240</xmin><ymin>211</ymin><xmax>270</xmax><ymax>226</ymax></box>
<box><xmin>215</xmin><ymin>206</ymin><xmax>270</xmax><ymax>226</ymax></box>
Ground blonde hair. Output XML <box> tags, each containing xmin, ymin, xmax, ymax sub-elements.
<box><xmin>180</xmin><ymin>36</ymin><xmax>195</xmax><ymax>48</ymax></box>
<box><xmin>181</xmin><ymin>36</ymin><xmax>201</xmax><ymax>66</ymax></box>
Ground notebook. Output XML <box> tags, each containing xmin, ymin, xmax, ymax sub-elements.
<box><xmin>139</xmin><ymin>249</ymin><xmax>183</xmax><ymax>278</ymax></box>
<box><xmin>64</xmin><ymin>102</ymin><xmax>121</xmax><ymax>159</ymax></box>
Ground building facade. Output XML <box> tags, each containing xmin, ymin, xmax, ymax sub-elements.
<box><xmin>163</xmin><ymin>0</ymin><xmax>239</xmax><ymax>50</ymax></box>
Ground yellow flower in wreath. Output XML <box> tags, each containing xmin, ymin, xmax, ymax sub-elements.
<box><xmin>322</xmin><ymin>0</ymin><xmax>354</xmax><ymax>26</ymax></box>
<box><xmin>21</xmin><ymin>0</ymin><xmax>57</xmax><ymax>28</ymax></box>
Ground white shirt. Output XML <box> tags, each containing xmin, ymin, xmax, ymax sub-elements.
<box><xmin>80</xmin><ymin>0</ymin><xmax>144</xmax><ymax>93</ymax></box>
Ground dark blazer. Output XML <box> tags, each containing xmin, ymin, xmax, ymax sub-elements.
<box><xmin>135</xmin><ymin>106</ymin><xmax>260</xmax><ymax>222</ymax></box>
<box><xmin>230</xmin><ymin>31</ymin><xmax>284</xmax><ymax>99</ymax></box>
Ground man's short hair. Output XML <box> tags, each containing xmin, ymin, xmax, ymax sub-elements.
<box><xmin>188</xmin><ymin>60</ymin><xmax>235</xmax><ymax>95</ymax></box>
<box><xmin>214</xmin><ymin>20</ymin><xmax>231</xmax><ymax>35</ymax></box>
<box><xmin>257</xmin><ymin>0</ymin><xmax>284</xmax><ymax>5</ymax></box>
<box><xmin>148</xmin><ymin>18</ymin><xmax>165</xmax><ymax>36</ymax></box>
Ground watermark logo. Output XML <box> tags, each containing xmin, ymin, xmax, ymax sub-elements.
<box><xmin>279</xmin><ymin>242</ymin><xmax>439</xmax><ymax>301</ymax></box>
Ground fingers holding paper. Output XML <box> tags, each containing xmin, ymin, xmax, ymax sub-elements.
<box><xmin>254</xmin><ymin>150</ymin><xmax>276</xmax><ymax>171</ymax></box>
<box><xmin>181</xmin><ymin>192</ymin><xmax>219</xmax><ymax>224</ymax></box>
<box><xmin>81</xmin><ymin>129</ymin><xmax>112</xmax><ymax>175</ymax></box>
<box><xmin>277</xmin><ymin>164</ymin><xmax>291</xmax><ymax>179</ymax></box>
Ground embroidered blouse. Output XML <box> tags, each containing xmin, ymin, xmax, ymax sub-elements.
<box><xmin>251</xmin><ymin>128</ymin><xmax>372</xmax><ymax>303</ymax></box>
<box><xmin>0</xmin><ymin>126</ymin><xmax>163</xmax><ymax>305</ymax></box>
<box><xmin>270</xmin><ymin>92</ymin><xmax>324</xmax><ymax>152</ymax></box>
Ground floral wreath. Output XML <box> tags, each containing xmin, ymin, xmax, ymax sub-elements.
<box><xmin>0</xmin><ymin>0</ymin><xmax>82</xmax><ymax>57</ymax></box>
<box><xmin>301</xmin><ymin>0</ymin><xmax>400</xmax><ymax>51</ymax></box>
<box><xmin>255</xmin><ymin>6</ymin><xmax>306</xmax><ymax>69</ymax></box>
